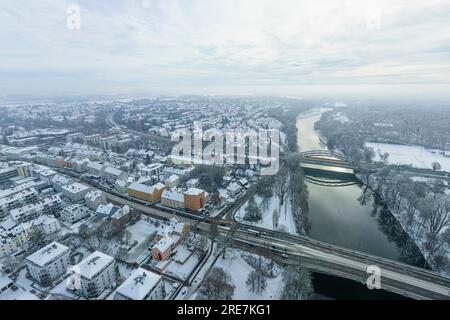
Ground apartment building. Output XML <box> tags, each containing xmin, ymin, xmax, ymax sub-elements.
<box><xmin>69</xmin><ymin>251</ymin><xmax>116</xmax><ymax>298</ymax></box>
<box><xmin>127</xmin><ymin>182</ymin><xmax>165</xmax><ymax>202</ymax></box>
<box><xmin>60</xmin><ymin>204</ymin><xmax>91</xmax><ymax>224</ymax></box>
<box><xmin>115</xmin><ymin>268</ymin><xmax>164</xmax><ymax>300</ymax></box>
<box><xmin>0</xmin><ymin>188</ymin><xmax>39</xmax><ymax>218</ymax></box>
<box><xmin>183</xmin><ymin>188</ymin><xmax>206</xmax><ymax>211</ymax></box>
<box><xmin>84</xmin><ymin>190</ymin><xmax>105</xmax><ymax>211</ymax></box>
<box><xmin>160</xmin><ymin>190</ymin><xmax>184</xmax><ymax>210</ymax></box>
<box><xmin>26</xmin><ymin>242</ymin><xmax>70</xmax><ymax>286</ymax></box>
<box><xmin>61</xmin><ymin>182</ymin><xmax>90</xmax><ymax>202</ymax></box>
<box><xmin>9</xmin><ymin>195</ymin><xmax>62</xmax><ymax>224</ymax></box>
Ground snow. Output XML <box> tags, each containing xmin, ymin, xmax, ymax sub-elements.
<box><xmin>366</xmin><ymin>142</ymin><xmax>450</xmax><ymax>172</ymax></box>
<box><xmin>235</xmin><ymin>195</ymin><xmax>298</xmax><ymax>234</ymax></box>
<box><xmin>115</xmin><ymin>267</ymin><xmax>161</xmax><ymax>300</ymax></box>
<box><xmin>193</xmin><ymin>249</ymin><xmax>284</xmax><ymax>300</ymax></box>
<box><xmin>123</xmin><ymin>219</ymin><xmax>158</xmax><ymax>263</ymax></box>
<box><xmin>165</xmin><ymin>251</ymin><xmax>200</xmax><ymax>280</ymax></box>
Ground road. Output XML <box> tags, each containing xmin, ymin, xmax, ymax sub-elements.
<box><xmin>105</xmin><ymin>111</ymin><xmax>172</xmax><ymax>146</ymax></box>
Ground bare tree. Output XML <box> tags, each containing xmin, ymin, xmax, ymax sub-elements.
<box><xmin>198</xmin><ymin>267</ymin><xmax>235</xmax><ymax>300</ymax></box>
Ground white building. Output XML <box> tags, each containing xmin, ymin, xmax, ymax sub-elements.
<box><xmin>87</xmin><ymin>162</ymin><xmax>105</xmax><ymax>177</ymax></box>
<box><xmin>69</xmin><ymin>251</ymin><xmax>116</xmax><ymax>298</ymax></box>
<box><xmin>84</xmin><ymin>190</ymin><xmax>105</xmax><ymax>211</ymax></box>
<box><xmin>186</xmin><ymin>178</ymin><xmax>199</xmax><ymax>188</ymax></box>
<box><xmin>165</xmin><ymin>174</ymin><xmax>180</xmax><ymax>189</ymax></box>
<box><xmin>0</xmin><ymin>233</ymin><xmax>18</xmax><ymax>258</ymax></box>
<box><xmin>51</xmin><ymin>174</ymin><xmax>74</xmax><ymax>193</ymax></box>
<box><xmin>60</xmin><ymin>204</ymin><xmax>91</xmax><ymax>224</ymax></box>
<box><xmin>26</xmin><ymin>242</ymin><xmax>70</xmax><ymax>286</ymax></box>
<box><xmin>139</xmin><ymin>163</ymin><xmax>164</xmax><ymax>177</ymax></box>
<box><xmin>114</xmin><ymin>268</ymin><xmax>165</xmax><ymax>300</ymax></box>
<box><xmin>161</xmin><ymin>190</ymin><xmax>184</xmax><ymax>210</ymax></box>
<box><xmin>61</xmin><ymin>182</ymin><xmax>90</xmax><ymax>202</ymax></box>
<box><xmin>9</xmin><ymin>195</ymin><xmax>62</xmax><ymax>224</ymax></box>
<box><xmin>103</xmin><ymin>167</ymin><xmax>127</xmax><ymax>184</ymax></box>
<box><xmin>0</xmin><ymin>188</ymin><xmax>39</xmax><ymax>218</ymax></box>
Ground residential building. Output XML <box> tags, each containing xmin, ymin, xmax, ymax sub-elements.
<box><xmin>87</xmin><ymin>162</ymin><xmax>105</xmax><ymax>177</ymax></box>
<box><xmin>114</xmin><ymin>268</ymin><xmax>164</xmax><ymax>300</ymax></box>
<box><xmin>61</xmin><ymin>182</ymin><xmax>90</xmax><ymax>202</ymax></box>
<box><xmin>161</xmin><ymin>190</ymin><xmax>184</xmax><ymax>210</ymax></box>
<box><xmin>128</xmin><ymin>182</ymin><xmax>165</xmax><ymax>202</ymax></box>
<box><xmin>186</xmin><ymin>178</ymin><xmax>199</xmax><ymax>188</ymax></box>
<box><xmin>103</xmin><ymin>167</ymin><xmax>127</xmax><ymax>184</ymax></box>
<box><xmin>69</xmin><ymin>251</ymin><xmax>116</xmax><ymax>298</ymax></box>
<box><xmin>183</xmin><ymin>188</ymin><xmax>206</xmax><ymax>211</ymax></box>
<box><xmin>51</xmin><ymin>174</ymin><xmax>74</xmax><ymax>193</ymax></box>
<box><xmin>0</xmin><ymin>167</ymin><xmax>18</xmax><ymax>181</ymax></box>
<box><xmin>140</xmin><ymin>163</ymin><xmax>164</xmax><ymax>177</ymax></box>
<box><xmin>9</xmin><ymin>195</ymin><xmax>62</xmax><ymax>224</ymax></box>
<box><xmin>84</xmin><ymin>190</ymin><xmax>105</xmax><ymax>211</ymax></box>
<box><xmin>60</xmin><ymin>204</ymin><xmax>91</xmax><ymax>224</ymax></box>
<box><xmin>151</xmin><ymin>236</ymin><xmax>176</xmax><ymax>261</ymax></box>
<box><xmin>0</xmin><ymin>188</ymin><xmax>39</xmax><ymax>218</ymax></box>
<box><xmin>26</xmin><ymin>242</ymin><xmax>70</xmax><ymax>286</ymax></box>
<box><xmin>165</xmin><ymin>174</ymin><xmax>180</xmax><ymax>189</ymax></box>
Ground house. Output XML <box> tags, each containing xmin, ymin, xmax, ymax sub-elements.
<box><xmin>238</xmin><ymin>178</ymin><xmax>249</xmax><ymax>188</ymax></box>
<box><xmin>114</xmin><ymin>268</ymin><xmax>165</xmax><ymax>300</ymax></box>
<box><xmin>68</xmin><ymin>251</ymin><xmax>116</xmax><ymax>298</ymax></box>
<box><xmin>155</xmin><ymin>217</ymin><xmax>189</xmax><ymax>242</ymax></box>
<box><xmin>128</xmin><ymin>182</ymin><xmax>165</xmax><ymax>202</ymax></box>
<box><xmin>161</xmin><ymin>190</ymin><xmax>184</xmax><ymax>210</ymax></box>
<box><xmin>84</xmin><ymin>190</ymin><xmax>105</xmax><ymax>211</ymax></box>
<box><xmin>165</xmin><ymin>174</ymin><xmax>180</xmax><ymax>189</ymax></box>
<box><xmin>111</xmin><ymin>205</ymin><xmax>130</xmax><ymax>226</ymax></box>
<box><xmin>60</xmin><ymin>204</ymin><xmax>91</xmax><ymax>224</ymax></box>
<box><xmin>186</xmin><ymin>178</ymin><xmax>199</xmax><ymax>188</ymax></box>
<box><xmin>226</xmin><ymin>182</ymin><xmax>241</xmax><ymax>197</ymax></box>
<box><xmin>183</xmin><ymin>188</ymin><xmax>206</xmax><ymax>211</ymax></box>
<box><xmin>87</xmin><ymin>162</ymin><xmax>105</xmax><ymax>178</ymax></box>
<box><xmin>103</xmin><ymin>167</ymin><xmax>127</xmax><ymax>184</ymax></box>
<box><xmin>114</xmin><ymin>179</ymin><xmax>129</xmax><ymax>194</ymax></box>
<box><xmin>95</xmin><ymin>203</ymin><xmax>123</xmax><ymax>220</ymax></box>
<box><xmin>26</xmin><ymin>242</ymin><xmax>70</xmax><ymax>286</ymax></box>
<box><xmin>152</xmin><ymin>236</ymin><xmax>176</xmax><ymax>261</ymax></box>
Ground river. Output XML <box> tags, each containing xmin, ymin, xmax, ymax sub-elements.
<box><xmin>297</xmin><ymin>109</ymin><xmax>425</xmax><ymax>299</ymax></box>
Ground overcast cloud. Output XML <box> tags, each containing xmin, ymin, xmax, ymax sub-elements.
<box><xmin>1</xmin><ymin>0</ymin><xmax>450</xmax><ymax>97</ymax></box>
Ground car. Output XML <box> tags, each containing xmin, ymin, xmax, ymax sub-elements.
<box><xmin>181</xmin><ymin>288</ymin><xmax>187</xmax><ymax>295</ymax></box>
<box><xmin>281</xmin><ymin>253</ymin><xmax>289</xmax><ymax>259</ymax></box>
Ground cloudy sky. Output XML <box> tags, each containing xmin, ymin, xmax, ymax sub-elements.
<box><xmin>1</xmin><ymin>0</ymin><xmax>450</xmax><ymax>97</ymax></box>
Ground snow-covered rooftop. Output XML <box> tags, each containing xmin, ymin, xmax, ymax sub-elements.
<box><xmin>26</xmin><ymin>242</ymin><xmax>70</xmax><ymax>267</ymax></box>
<box><xmin>74</xmin><ymin>251</ymin><xmax>114</xmax><ymax>280</ymax></box>
<box><xmin>115</xmin><ymin>268</ymin><xmax>161</xmax><ymax>300</ymax></box>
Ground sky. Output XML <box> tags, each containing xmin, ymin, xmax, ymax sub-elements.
<box><xmin>1</xmin><ymin>0</ymin><xmax>450</xmax><ymax>98</ymax></box>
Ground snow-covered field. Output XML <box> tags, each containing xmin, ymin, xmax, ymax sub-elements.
<box><xmin>192</xmin><ymin>249</ymin><xmax>284</xmax><ymax>300</ymax></box>
<box><xmin>366</xmin><ymin>142</ymin><xmax>450</xmax><ymax>172</ymax></box>
<box><xmin>235</xmin><ymin>195</ymin><xmax>297</xmax><ymax>234</ymax></box>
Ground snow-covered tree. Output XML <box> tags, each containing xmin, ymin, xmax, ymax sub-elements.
<box><xmin>281</xmin><ymin>266</ymin><xmax>313</xmax><ymax>300</ymax></box>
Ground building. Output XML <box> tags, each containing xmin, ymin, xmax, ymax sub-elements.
<box><xmin>114</xmin><ymin>179</ymin><xmax>129</xmax><ymax>194</ymax></box>
<box><xmin>139</xmin><ymin>163</ymin><xmax>164</xmax><ymax>178</ymax></box>
<box><xmin>32</xmin><ymin>215</ymin><xmax>61</xmax><ymax>234</ymax></box>
<box><xmin>84</xmin><ymin>190</ymin><xmax>105</xmax><ymax>211</ymax></box>
<box><xmin>183</xmin><ymin>188</ymin><xmax>206</xmax><ymax>211</ymax></box>
<box><xmin>0</xmin><ymin>167</ymin><xmax>18</xmax><ymax>181</ymax></box>
<box><xmin>9</xmin><ymin>195</ymin><xmax>62</xmax><ymax>224</ymax></box>
<box><xmin>165</xmin><ymin>174</ymin><xmax>180</xmax><ymax>189</ymax></box>
<box><xmin>103</xmin><ymin>167</ymin><xmax>127</xmax><ymax>184</ymax></box>
<box><xmin>114</xmin><ymin>268</ymin><xmax>164</xmax><ymax>300</ymax></box>
<box><xmin>151</xmin><ymin>236</ymin><xmax>176</xmax><ymax>261</ymax></box>
<box><xmin>61</xmin><ymin>182</ymin><xmax>90</xmax><ymax>202</ymax></box>
<box><xmin>127</xmin><ymin>182</ymin><xmax>165</xmax><ymax>202</ymax></box>
<box><xmin>186</xmin><ymin>178</ymin><xmax>199</xmax><ymax>188</ymax></box>
<box><xmin>51</xmin><ymin>174</ymin><xmax>74</xmax><ymax>193</ymax></box>
<box><xmin>60</xmin><ymin>204</ymin><xmax>91</xmax><ymax>224</ymax></box>
<box><xmin>161</xmin><ymin>190</ymin><xmax>184</xmax><ymax>210</ymax></box>
<box><xmin>155</xmin><ymin>217</ymin><xmax>189</xmax><ymax>241</ymax></box>
<box><xmin>87</xmin><ymin>162</ymin><xmax>105</xmax><ymax>177</ymax></box>
<box><xmin>95</xmin><ymin>203</ymin><xmax>123</xmax><ymax>220</ymax></box>
<box><xmin>226</xmin><ymin>182</ymin><xmax>241</xmax><ymax>197</ymax></box>
<box><xmin>26</xmin><ymin>242</ymin><xmax>70</xmax><ymax>286</ymax></box>
<box><xmin>0</xmin><ymin>188</ymin><xmax>39</xmax><ymax>218</ymax></box>
<box><xmin>0</xmin><ymin>233</ymin><xmax>18</xmax><ymax>258</ymax></box>
<box><xmin>15</xmin><ymin>162</ymin><xmax>32</xmax><ymax>177</ymax></box>
<box><xmin>69</xmin><ymin>251</ymin><xmax>116</xmax><ymax>298</ymax></box>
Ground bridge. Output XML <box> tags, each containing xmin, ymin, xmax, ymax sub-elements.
<box><xmin>299</xmin><ymin>149</ymin><xmax>375</xmax><ymax>174</ymax></box>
